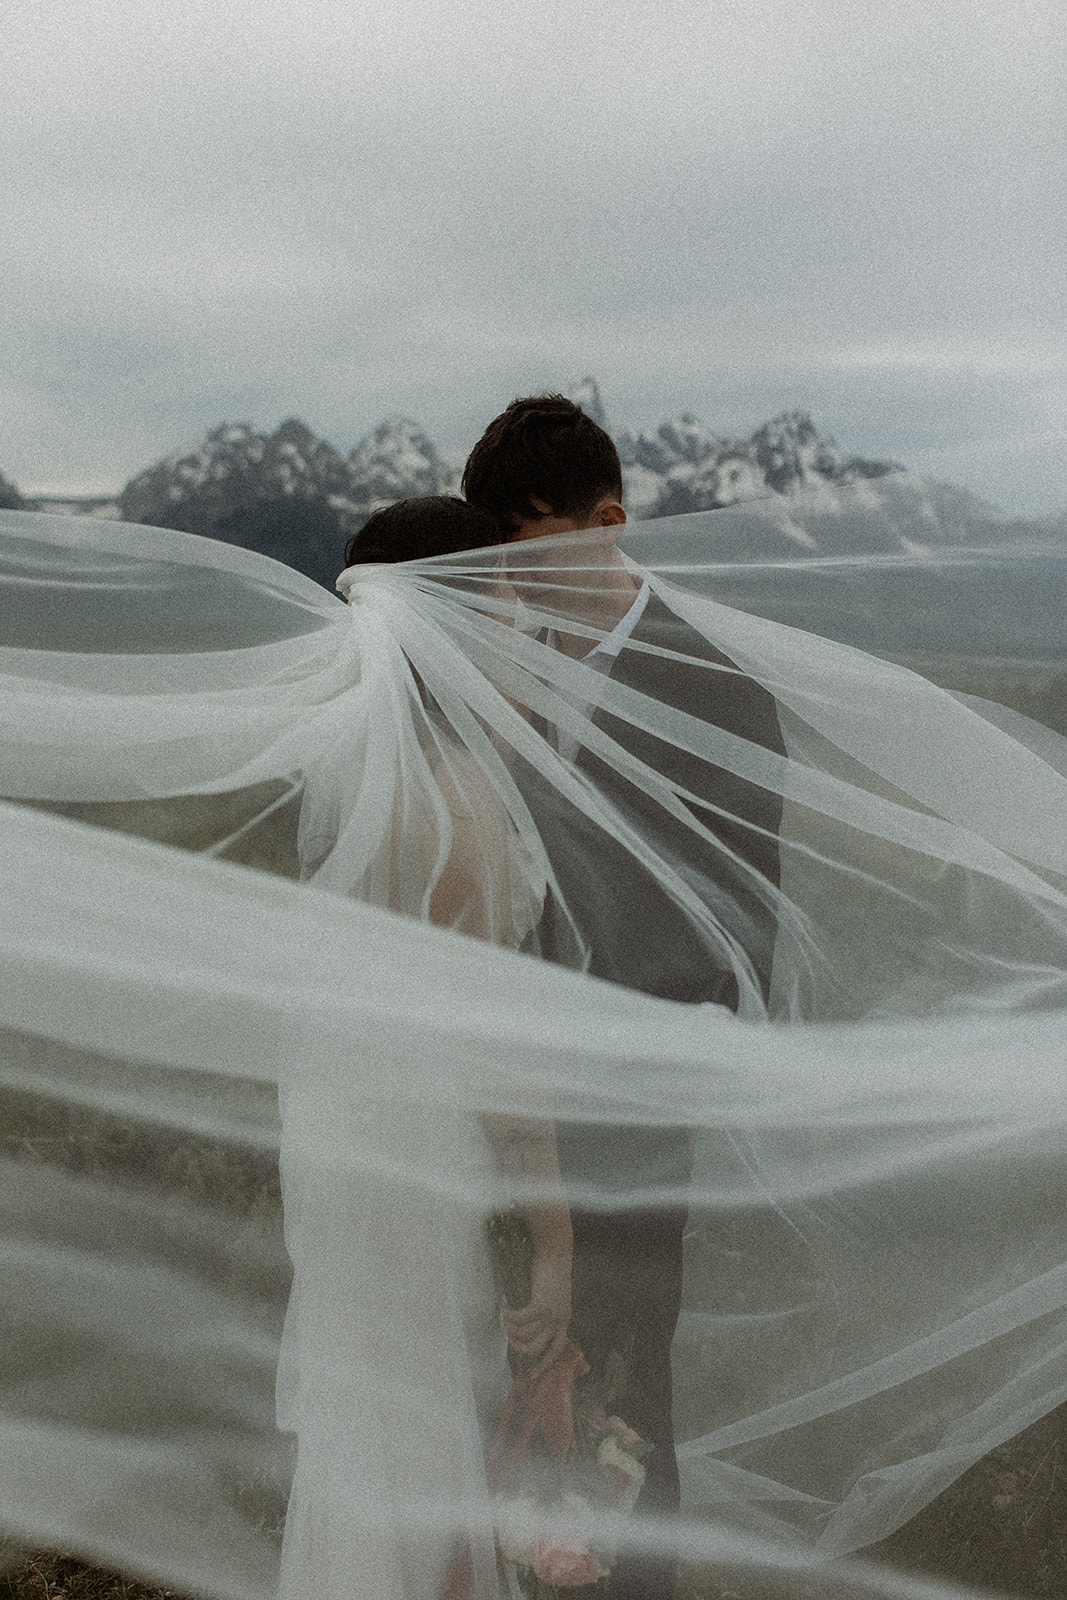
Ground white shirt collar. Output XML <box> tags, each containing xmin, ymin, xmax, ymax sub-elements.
<box><xmin>582</xmin><ymin>578</ymin><xmax>651</xmax><ymax>668</ymax></box>
<box><xmin>546</xmin><ymin>579</ymin><xmax>651</xmax><ymax>669</ymax></box>
<box><xmin>549</xmin><ymin>580</ymin><xmax>651</xmax><ymax>761</ymax></box>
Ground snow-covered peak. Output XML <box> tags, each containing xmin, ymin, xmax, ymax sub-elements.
<box><xmin>617</xmin><ymin>414</ymin><xmax>726</xmax><ymax>477</ymax></box>
<box><xmin>566</xmin><ymin>377</ymin><xmax>608</xmax><ymax>429</ymax></box>
<box><xmin>348</xmin><ymin>416</ymin><xmax>459</xmax><ymax>504</ymax></box>
<box><xmin>657</xmin><ymin>414</ymin><xmax>728</xmax><ymax>468</ymax></box>
<box><xmin>750</xmin><ymin>411</ymin><xmax>850</xmax><ymax>492</ymax></box>
<box><xmin>119</xmin><ymin>419</ymin><xmax>360</xmax><ymax>521</ymax></box>
<box><xmin>116</xmin><ymin>419</ymin><xmax>365</xmax><ymax>586</ymax></box>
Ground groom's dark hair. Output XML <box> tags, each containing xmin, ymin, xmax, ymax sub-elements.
<box><xmin>462</xmin><ymin>395</ymin><xmax>622</xmax><ymax>531</ymax></box>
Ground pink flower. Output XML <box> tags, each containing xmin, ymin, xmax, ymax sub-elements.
<box><xmin>533</xmin><ymin>1537</ymin><xmax>609</xmax><ymax>1587</ymax></box>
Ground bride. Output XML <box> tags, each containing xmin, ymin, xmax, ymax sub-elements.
<box><xmin>2</xmin><ymin>436</ymin><xmax>1067</xmax><ymax>1600</ymax></box>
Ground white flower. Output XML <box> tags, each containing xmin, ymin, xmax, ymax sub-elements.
<box><xmin>597</xmin><ymin>1434</ymin><xmax>646</xmax><ymax>1513</ymax></box>
<box><xmin>494</xmin><ymin>1493</ymin><xmax>541</xmax><ymax>1566</ymax></box>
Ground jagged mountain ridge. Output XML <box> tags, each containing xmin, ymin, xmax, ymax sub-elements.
<box><xmin>119</xmin><ymin>417</ymin><xmax>363</xmax><ymax>529</ymax></box>
<box><xmin>111</xmin><ymin>402</ymin><xmax>962</xmax><ymax>548</ymax></box>
<box><xmin>616</xmin><ymin>409</ymin><xmax>900</xmax><ymax>520</ymax></box>
<box><xmin>322</xmin><ymin>396</ymin><xmax>1031</xmax><ymax>556</ymax></box>
<box><xmin>118</xmin><ymin>414</ymin><xmax>459</xmax><ymax>534</ymax></box>
<box><xmin>111</xmin><ymin>415</ymin><xmax>460</xmax><ymax>586</ymax></box>
<box><xmin>4</xmin><ymin>395</ymin><xmax>1058</xmax><ymax>590</ymax></box>
<box><xmin>347</xmin><ymin>416</ymin><xmax>459</xmax><ymax>503</ymax></box>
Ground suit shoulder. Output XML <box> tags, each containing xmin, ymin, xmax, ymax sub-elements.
<box><xmin>632</xmin><ymin>589</ymin><xmax>736</xmax><ymax>670</ymax></box>
<box><xmin>622</xmin><ymin>590</ymin><xmax>784</xmax><ymax>751</ymax></box>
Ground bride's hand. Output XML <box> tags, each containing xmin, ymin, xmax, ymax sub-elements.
<box><xmin>501</xmin><ymin>1243</ymin><xmax>572</xmax><ymax>1377</ymax></box>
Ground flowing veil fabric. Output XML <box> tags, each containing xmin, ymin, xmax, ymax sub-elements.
<box><xmin>2</xmin><ymin>505</ymin><xmax>1067</xmax><ymax>1600</ymax></box>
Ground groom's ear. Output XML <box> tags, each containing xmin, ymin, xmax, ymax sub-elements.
<box><xmin>594</xmin><ymin>499</ymin><xmax>626</xmax><ymax>528</ymax></box>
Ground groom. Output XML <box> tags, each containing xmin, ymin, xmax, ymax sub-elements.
<box><xmin>463</xmin><ymin>396</ymin><xmax>784</xmax><ymax>1600</ymax></box>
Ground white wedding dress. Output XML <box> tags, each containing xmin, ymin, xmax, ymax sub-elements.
<box><xmin>3</xmin><ymin>504</ymin><xmax>1067</xmax><ymax>1600</ymax></box>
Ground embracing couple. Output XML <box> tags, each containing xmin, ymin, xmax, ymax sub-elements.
<box><xmin>344</xmin><ymin>397</ymin><xmax>784</xmax><ymax>1600</ymax></box>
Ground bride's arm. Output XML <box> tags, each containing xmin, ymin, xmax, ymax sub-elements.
<box><xmin>426</xmin><ymin>747</ymin><xmax>517</xmax><ymax>942</ymax></box>
<box><xmin>427</xmin><ymin>749</ymin><xmax>573</xmax><ymax>1368</ymax></box>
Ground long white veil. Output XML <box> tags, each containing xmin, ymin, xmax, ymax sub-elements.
<box><xmin>3</xmin><ymin>504</ymin><xmax>1067</xmax><ymax>1600</ymax></box>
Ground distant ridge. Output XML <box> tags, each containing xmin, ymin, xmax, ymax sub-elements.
<box><xmin>0</xmin><ymin>469</ymin><xmax>26</xmax><ymax>512</ymax></box>
<box><xmin>29</xmin><ymin>493</ymin><xmax>120</xmax><ymax>519</ymax></box>
<box><xmin>4</xmin><ymin>386</ymin><xmax>1060</xmax><ymax>585</ymax></box>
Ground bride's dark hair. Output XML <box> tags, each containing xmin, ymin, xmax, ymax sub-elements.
<box><xmin>342</xmin><ymin>495</ymin><xmax>504</xmax><ymax>567</ymax></box>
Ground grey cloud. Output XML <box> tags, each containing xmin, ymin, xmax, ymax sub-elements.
<box><xmin>2</xmin><ymin>0</ymin><xmax>1064</xmax><ymax>511</ymax></box>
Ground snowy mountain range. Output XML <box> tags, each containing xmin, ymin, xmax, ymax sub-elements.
<box><xmin>4</xmin><ymin>385</ymin><xmax>1061</xmax><ymax>591</ymax></box>
<box><xmin>115</xmin><ymin>390</ymin><xmax>911</xmax><ymax>532</ymax></box>
<box><xmin>106</xmin><ymin>416</ymin><xmax>458</xmax><ymax>586</ymax></box>
<box><xmin>617</xmin><ymin>407</ymin><xmax>899</xmax><ymax>520</ymax></box>
<box><xmin>118</xmin><ymin>414</ymin><xmax>459</xmax><ymax>534</ymax></box>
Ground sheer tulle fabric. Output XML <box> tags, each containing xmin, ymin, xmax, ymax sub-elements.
<box><xmin>2</xmin><ymin>507</ymin><xmax>1067</xmax><ymax>1600</ymax></box>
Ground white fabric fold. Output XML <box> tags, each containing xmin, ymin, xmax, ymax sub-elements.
<box><xmin>3</xmin><ymin>505</ymin><xmax>1067</xmax><ymax>1600</ymax></box>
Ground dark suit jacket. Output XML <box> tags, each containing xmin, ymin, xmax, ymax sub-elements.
<box><xmin>519</xmin><ymin>588</ymin><xmax>785</xmax><ymax>1197</ymax></box>
<box><xmin>525</xmin><ymin>589</ymin><xmax>784</xmax><ymax>997</ymax></box>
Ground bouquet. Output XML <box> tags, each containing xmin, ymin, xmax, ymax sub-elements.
<box><xmin>486</xmin><ymin>1210</ymin><xmax>652</xmax><ymax>1598</ymax></box>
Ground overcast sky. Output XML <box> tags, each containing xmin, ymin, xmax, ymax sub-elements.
<box><xmin>4</xmin><ymin>0</ymin><xmax>1065</xmax><ymax>512</ymax></box>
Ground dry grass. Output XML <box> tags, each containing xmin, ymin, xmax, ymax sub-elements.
<box><xmin>0</xmin><ymin>1554</ymin><xmax>173</xmax><ymax>1600</ymax></box>
<box><xmin>676</xmin><ymin>1404</ymin><xmax>1067</xmax><ymax>1600</ymax></box>
<box><xmin>868</xmin><ymin>1402</ymin><xmax>1067</xmax><ymax>1598</ymax></box>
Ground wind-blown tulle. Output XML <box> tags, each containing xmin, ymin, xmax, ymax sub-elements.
<box><xmin>2</xmin><ymin>505</ymin><xmax>1067</xmax><ymax>1600</ymax></box>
